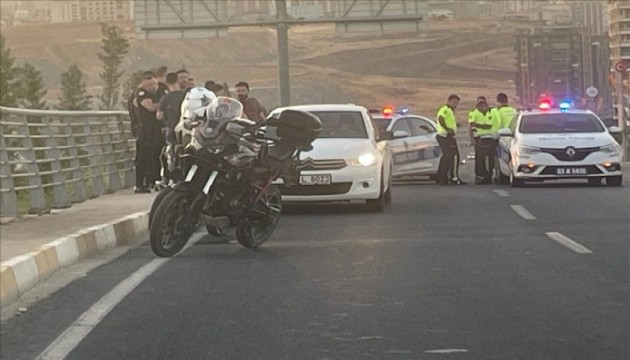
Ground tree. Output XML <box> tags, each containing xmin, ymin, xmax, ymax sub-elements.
<box><xmin>16</xmin><ymin>62</ymin><xmax>47</xmax><ymax>109</ymax></box>
<box><xmin>98</xmin><ymin>23</ymin><xmax>129</xmax><ymax>109</ymax></box>
<box><xmin>58</xmin><ymin>64</ymin><xmax>91</xmax><ymax>110</ymax></box>
<box><xmin>0</xmin><ymin>35</ymin><xmax>19</xmax><ymax>107</ymax></box>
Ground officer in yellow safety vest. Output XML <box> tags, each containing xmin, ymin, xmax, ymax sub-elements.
<box><xmin>495</xmin><ymin>93</ymin><xmax>517</xmax><ymax>129</ymax></box>
<box><xmin>435</xmin><ymin>94</ymin><xmax>466</xmax><ymax>185</ymax></box>
<box><xmin>470</xmin><ymin>99</ymin><xmax>501</xmax><ymax>184</ymax></box>
<box><xmin>468</xmin><ymin>96</ymin><xmax>488</xmax><ymax>145</ymax></box>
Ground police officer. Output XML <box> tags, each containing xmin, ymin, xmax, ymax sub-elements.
<box><xmin>155</xmin><ymin>65</ymin><xmax>169</xmax><ymax>100</ymax></box>
<box><xmin>468</xmin><ymin>96</ymin><xmax>487</xmax><ymax>145</ymax></box>
<box><xmin>436</xmin><ymin>94</ymin><xmax>466</xmax><ymax>185</ymax></box>
<box><xmin>496</xmin><ymin>93</ymin><xmax>517</xmax><ymax>129</ymax></box>
<box><xmin>156</xmin><ymin>72</ymin><xmax>186</xmax><ymax>184</ymax></box>
<box><xmin>470</xmin><ymin>99</ymin><xmax>500</xmax><ymax>184</ymax></box>
<box><xmin>133</xmin><ymin>71</ymin><xmax>162</xmax><ymax>193</ymax></box>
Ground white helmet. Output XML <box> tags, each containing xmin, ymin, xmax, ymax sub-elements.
<box><xmin>184</xmin><ymin>87</ymin><xmax>217</xmax><ymax>117</ymax></box>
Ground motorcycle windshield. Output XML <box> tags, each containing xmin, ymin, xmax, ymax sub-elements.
<box><xmin>200</xmin><ymin>97</ymin><xmax>244</xmax><ymax>139</ymax></box>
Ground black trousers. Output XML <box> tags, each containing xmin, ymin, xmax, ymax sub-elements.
<box><xmin>135</xmin><ymin>137</ymin><xmax>164</xmax><ymax>188</ymax></box>
<box><xmin>436</xmin><ymin>135</ymin><xmax>460</xmax><ymax>183</ymax></box>
<box><xmin>474</xmin><ymin>138</ymin><xmax>498</xmax><ymax>182</ymax></box>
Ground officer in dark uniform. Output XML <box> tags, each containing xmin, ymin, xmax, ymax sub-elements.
<box><xmin>155</xmin><ymin>65</ymin><xmax>169</xmax><ymax>100</ymax></box>
<box><xmin>157</xmin><ymin>72</ymin><xmax>186</xmax><ymax>184</ymax></box>
<box><xmin>132</xmin><ymin>71</ymin><xmax>162</xmax><ymax>193</ymax></box>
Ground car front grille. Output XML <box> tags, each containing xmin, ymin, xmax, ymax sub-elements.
<box><xmin>279</xmin><ymin>182</ymin><xmax>353</xmax><ymax>196</ymax></box>
<box><xmin>539</xmin><ymin>165</ymin><xmax>602</xmax><ymax>175</ymax></box>
<box><xmin>298</xmin><ymin>158</ymin><xmax>347</xmax><ymax>171</ymax></box>
<box><xmin>540</xmin><ymin>147</ymin><xmax>599</xmax><ymax>161</ymax></box>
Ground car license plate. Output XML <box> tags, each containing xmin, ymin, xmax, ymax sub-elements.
<box><xmin>300</xmin><ymin>174</ymin><xmax>331</xmax><ymax>185</ymax></box>
<box><xmin>556</xmin><ymin>167</ymin><xmax>587</xmax><ymax>175</ymax></box>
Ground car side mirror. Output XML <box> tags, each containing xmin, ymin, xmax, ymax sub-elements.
<box><xmin>498</xmin><ymin>128</ymin><xmax>514</xmax><ymax>137</ymax></box>
<box><xmin>378</xmin><ymin>130</ymin><xmax>395</xmax><ymax>141</ymax></box>
<box><xmin>608</xmin><ymin>126</ymin><xmax>622</xmax><ymax>134</ymax></box>
<box><xmin>393</xmin><ymin>130</ymin><xmax>410</xmax><ymax>139</ymax></box>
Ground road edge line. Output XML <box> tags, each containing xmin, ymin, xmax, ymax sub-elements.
<box><xmin>0</xmin><ymin>212</ymin><xmax>149</xmax><ymax>306</ymax></box>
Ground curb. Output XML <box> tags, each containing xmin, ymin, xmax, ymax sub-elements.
<box><xmin>0</xmin><ymin>211</ymin><xmax>148</xmax><ymax>305</ymax></box>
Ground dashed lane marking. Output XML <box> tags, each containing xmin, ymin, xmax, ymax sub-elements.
<box><xmin>546</xmin><ymin>232</ymin><xmax>593</xmax><ymax>254</ymax></box>
<box><xmin>510</xmin><ymin>205</ymin><xmax>537</xmax><ymax>220</ymax></box>
<box><xmin>493</xmin><ymin>189</ymin><xmax>511</xmax><ymax>197</ymax></box>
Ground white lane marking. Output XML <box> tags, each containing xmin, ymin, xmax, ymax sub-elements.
<box><xmin>35</xmin><ymin>236</ymin><xmax>201</xmax><ymax>360</ymax></box>
<box><xmin>493</xmin><ymin>189</ymin><xmax>510</xmax><ymax>197</ymax></box>
<box><xmin>546</xmin><ymin>232</ymin><xmax>593</xmax><ymax>254</ymax></box>
<box><xmin>510</xmin><ymin>205</ymin><xmax>537</xmax><ymax>220</ymax></box>
<box><xmin>425</xmin><ymin>349</ymin><xmax>469</xmax><ymax>354</ymax></box>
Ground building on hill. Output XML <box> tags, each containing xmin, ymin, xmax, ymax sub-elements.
<box><xmin>50</xmin><ymin>0</ymin><xmax>133</xmax><ymax>23</ymax></box>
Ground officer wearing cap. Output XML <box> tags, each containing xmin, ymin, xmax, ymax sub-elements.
<box><xmin>435</xmin><ymin>94</ymin><xmax>466</xmax><ymax>185</ymax></box>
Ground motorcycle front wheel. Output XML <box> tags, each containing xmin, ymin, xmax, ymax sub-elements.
<box><xmin>236</xmin><ymin>185</ymin><xmax>283</xmax><ymax>249</ymax></box>
<box><xmin>149</xmin><ymin>187</ymin><xmax>173</xmax><ymax>228</ymax></box>
<box><xmin>150</xmin><ymin>190</ymin><xmax>198</xmax><ymax>257</ymax></box>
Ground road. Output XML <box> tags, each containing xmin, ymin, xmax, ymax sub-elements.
<box><xmin>1</xmin><ymin>175</ymin><xmax>629</xmax><ymax>360</ymax></box>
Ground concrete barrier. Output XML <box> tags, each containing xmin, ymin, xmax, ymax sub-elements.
<box><xmin>0</xmin><ymin>212</ymin><xmax>148</xmax><ymax>305</ymax></box>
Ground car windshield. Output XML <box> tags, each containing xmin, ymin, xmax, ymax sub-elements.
<box><xmin>309</xmin><ymin>111</ymin><xmax>368</xmax><ymax>139</ymax></box>
<box><xmin>371</xmin><ymin>117</ymin><xmax>393</xmax><ymax>134</ymax></box>
<box><xmin>519</xmin><ymin>114</ymin><xmax>605</xmax><ymax>134</ymax></box>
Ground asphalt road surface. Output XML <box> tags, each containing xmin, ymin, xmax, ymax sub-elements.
<box><xmin>2</xmin><ymin>175</ymin><xmax>629</xmax><ymax>360</ymax></box>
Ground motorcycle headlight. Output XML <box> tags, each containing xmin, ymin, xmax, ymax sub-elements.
<box><xmin>600</xmin><ymin>143</ymin><xmax>619</xmax><ymax>154</ymax></box>
<box><xmin>350</xmin><ymin>153</ymin><xmax>377</xmax><ymax>167</ymax></box>
<box><xmin>518</xmin><ymin>145</ymin><xmax>541</xmax><ymax>155</ymax></box>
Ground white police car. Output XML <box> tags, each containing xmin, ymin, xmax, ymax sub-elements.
<box><xmin>269</xmin><ymin>104</ymin><xmax>394</xmax><ymax>211</ymax></box>
<box><xmin>497</xmin><ymin>103</ymin><xmax>623</xmax><ymax>187</ymax></box>
<box><xmin>370</xmin><ymin>106</ymin><xmax>441</xmax><ymax>179</ymax></box>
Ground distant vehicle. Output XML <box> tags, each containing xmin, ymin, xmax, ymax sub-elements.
<box><xmin>370</xmin><ymin>106</ymin><xmax>441</xmax><ymax>179</ymax></box>
<box><xmin>269</xmin><ymin>104</ymin><xmax>394</xmax><ymax>211</ymax></box>
<box><xmin>497</xmin><ymin>102</ymin><xmax>623</xmax><ymax>187</ymax></box>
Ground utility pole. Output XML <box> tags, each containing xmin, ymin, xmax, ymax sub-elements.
<box><xmin>275</xmin><ymin>0</ymin><xmax>290</xmax><ymax>106</ymax></box>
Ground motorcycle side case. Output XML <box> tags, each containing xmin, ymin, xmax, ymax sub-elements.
<box><xmin>266</xmin><ymin>110</ymin><xmax>322</xmax><ymax>149</ymax></box>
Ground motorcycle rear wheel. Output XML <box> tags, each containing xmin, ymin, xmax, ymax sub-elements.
<box><xmin>236</xmin><ymin>185</ymin><xmax>282</xmax><ymax>249</ymax></box>
<box><xmin>150</xmin><ymin>190</ymin><xmax>198</xmax><ymax>257</ymax></box>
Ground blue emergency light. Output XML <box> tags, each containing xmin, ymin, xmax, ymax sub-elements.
<box><xmin>559</xmin><ymin>100</ymin><xmax>571</xmax><ymax>110</ymax></box>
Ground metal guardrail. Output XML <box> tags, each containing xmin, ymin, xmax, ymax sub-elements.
<box><xmin>0</xmin><ymin>107</ymin><xmax>135</xmax><ymax>217</ymax></box>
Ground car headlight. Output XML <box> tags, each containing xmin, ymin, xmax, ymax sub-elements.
<box><xmin>518</xmin><ymin>145</ymin><xmax>541</xmax><ymax>155</ymax></box>
<box><xmin>600</xmin><ymin>143</ymin><xmax>619</xmax><ymax>154</ymax></box>
<box><xmin>350</xmin><ymin>153</ymin><xmax>377</xmax><ymax>167</ymax></box>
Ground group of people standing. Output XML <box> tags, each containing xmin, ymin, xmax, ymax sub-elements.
<box><xmin>434</xmin><ymin>93</ymin><xmax>516</xmax><ymax>185</ymax></box>
<box><xmin>127</xmin><ymin>65</ymin><xmax>267</xmax><ymax>193</ymax></box>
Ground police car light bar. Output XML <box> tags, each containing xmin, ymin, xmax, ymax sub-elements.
<box><xmin>538</xmin><ymin>100</ymin><xmax>551</xmax><ymax>110</ymax></box>
<box><xmin>382</xmin><ymin>105</ymin><xmax>395</xmax><ymax>116</ymax></box>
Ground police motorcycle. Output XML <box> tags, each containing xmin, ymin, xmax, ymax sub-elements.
<box><xmin>149</xmin><ymin>88</ymin><xmax>217</xmax><ymax>227</ymax></box>
<box><xmin>149</xmin><ymin>96</ymin><xmax>322</xmax><ymax>257</ymax></box>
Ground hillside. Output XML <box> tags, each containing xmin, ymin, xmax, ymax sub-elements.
<box><xmin>3</xmin><ymin>19</ymin><xmax>519</xmax><ymax>114</ymax></box>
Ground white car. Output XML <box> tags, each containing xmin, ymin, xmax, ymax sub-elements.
<box><xmin>370</xmin><ymin>107</ymin><xmax>441</xmax><ymax>179</ymax></box>
<box><xmin>497</xmin><ymin>109</ymin><xmax>623</xmax><ymax>187</ymax></box>
<box><xmin>270</xmin><ymin>104</ymin><xmax>394</xmax><ymax>211</ymax></box>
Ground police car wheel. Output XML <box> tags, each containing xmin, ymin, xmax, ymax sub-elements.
<box><xmin>605</xmin><ymin>176</ymin><xmax>622</xmax><ymax>187</ymax></box>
